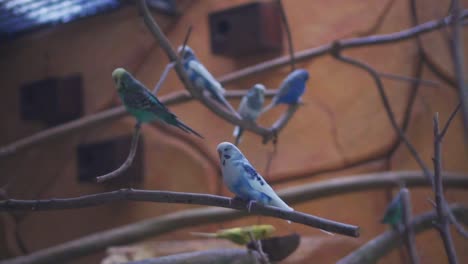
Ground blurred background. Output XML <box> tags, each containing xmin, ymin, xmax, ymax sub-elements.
<box><xmin>0</xmin><ymin>0</ymin><xmax>467</xmax><ymax>263</ymax></box>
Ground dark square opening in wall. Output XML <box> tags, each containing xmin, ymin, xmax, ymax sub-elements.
<box><xmin>77</xmin><ymin>135</ymin><xmax>144</xmax><ymax>186</ymax></box>
<box><xmin>20</xmin><ymin>74</ymin><xmax>83</xmax><ymax>126</ymax></box>
<box><xmin>208</xmin><ymin>1</ymin><xmax>283</xmax><ymax>57</ymax></box>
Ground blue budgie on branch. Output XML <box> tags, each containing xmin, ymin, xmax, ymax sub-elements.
<box><xmin>233</xmin><ymin>84</ymin><xmax>266</xmax><ymax>142</ymax></box>
<box><xmin>178</xmin><ymin>45</ymin><xmax>238</xmax><ymax>115</ymax></box>
<box><xmin>112</xmin><ymin>68</ymin><xmax>203</xmax><ymax>138</ymax></box>
<box><xmin>262</xmin><ymin>69</ymin><xmax>309</xmax><ymax>113</ymax></box>
<box><xmin>217</xmin><ymin>142</ymin><xmax>293</xmax><ymax>212</ymax></box>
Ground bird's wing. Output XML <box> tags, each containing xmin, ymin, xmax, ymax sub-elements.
<box><xmin>240</xmin><ymin>161</ymin><xmax>276</xmax><ymax>196</ymax></box>
<box><xmin>274</xmin><ymin>81</ymin><xmax>292</xmax><ymax>101</ymax></box>
<box><xmin>187</xmin><ymin>60</ymin><xmax>225</xmax><ymax>95</ymax></box>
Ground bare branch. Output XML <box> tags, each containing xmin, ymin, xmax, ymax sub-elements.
<box><xmin>0</xmin><ymin>89</ymin><xmax>276</xmax><ymax>159</ymax></box>
<box><xmin>337</xmin><ymin>204</ymin><xmax>468</xmax><ymax>264</ymax></box>
<box><xmin>95</xmin><ymin>123</ymin><xmax>141</xmax><ymax>183</ymax></box>
<box><xmin>331</xmin><ymin>47</ymin><xmax>433</xmax><ymax>183</ymax></box>
<box><xmin>1</xmin><ymin>171</ymin><xmax>466</xmax><ymax>264</ymax></box>
<box><xmin>2</xmin><ymin>10</ymin><xmax>467</xmax><ymax>159</ymax></box>
<box><xmin>219</xmin><ymin>10</ymin><xmax>468</xmax><ymax>84</ymax></box>
<box><xmin>440</xmin><ymin>102</ymin><xmax>461</xmax><ymax>139</ymax></box>
<box><xmin>276</xmin><ymin>0</ymin><xmax>296</xmax><ymax>71</ymax></box>
<box><xmin>449</xmin><ymin>0</ymin><xmax>468</xmax><ymax>141</ymax></box>
<box><xmin>433</xmin><ymin>113</ymin><xmax>459</xmax><ymax>264</ymax></box>
<box><xmin>378</xmin><ymin>71</ymin><xmax>441</xmax><ymax>88</ymax></box>
<box><xmin>0</xmin><ymin>190</ymin><xmax>359</xmax><ymax>237</ymax></box>
<box><xmin>137</xmin><ymin>0</ymin><xmax>298</xmax><ymax>144</ymax></box>
<box><xmin>125</xmin><ymin>249</ymin><xmax>261</xmax><ymax>264</ymax></box>
<box><xmin>400</xmin><ymin>188</ymin><xmax>419</xmax><ymax>264</ymax></box>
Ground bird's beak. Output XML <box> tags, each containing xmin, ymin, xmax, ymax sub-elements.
<box><xmin>217</xmin><ymin>150</ymin><xmax>222</xmax><ymax>160</ymax></box>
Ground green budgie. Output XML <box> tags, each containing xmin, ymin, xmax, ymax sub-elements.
<box><xmin>112</xmin><ymin>68</ymin><xmax>203</xmax><ymax>138</ymax></box>
<box><xmin>381</xmin><ymin>190</ymin><xmax>403</xmax><ymax>228</ymax></box>
<box><xmin>190</xmin><ymin>225</ymin><xmax>276</xmax><ymax>245</ymax></box>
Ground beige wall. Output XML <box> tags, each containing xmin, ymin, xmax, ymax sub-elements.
<box><xmin>0</xmin><ymin>0</ymin><xmax>467</xmax><ymax>263</ymax></box>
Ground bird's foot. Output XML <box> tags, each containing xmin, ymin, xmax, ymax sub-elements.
<box><xmin>247</xmin><ymin>200</ymin><xmax>256</xmax><ymax>212</ymax></box>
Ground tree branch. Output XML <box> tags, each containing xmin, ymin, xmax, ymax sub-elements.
<box><xmin>138</xmin><ymin>0</ymin><xmax>289</xmax><ymax>144</ymax></box>
<box><xmin>0</xmin><ymin>89</ymin><xmax>275</xmax><ymax>159</ymax></box>
<box><xmin>1</xmin><ymin>171</ymin><xmax>466</xmax><ymax>264</ymax></box>
<box><xmin>2</xmin><ymin>10</ymin><xmax>466</xmax><ymax>159</ymax></box>
<box><xmin>95</xmin><ymin>123</ymin><xmax>141</xmax><ymax>183</ymax></box>
<box><xmin>331</xmin><ymin>47</ymin><xmax>433</xmax><ymax>183</ymax></box>
<box><xmin>0</xmin><ymin>189</ymin><xmax>359</xmax><ymax>237</ymax></box>
<box><xmin>337</xmin><ymin>204</ymin><xmax>468</xmax><ymax>264</ymax></box>
<box><xmin>219</xmin><ymin>10</ymin><xmax>468</xmax><ymax>84</ymax></box>
<box><xmin>125</xmin><ymin>249</ymin><xmax>260</xmax><ymax>264</ymax></box>
<box><xmin>433</xmin><ymin>113</ymin><xmax>459</xmax><ymax>263</ymax></box>
<box><xmin>449</xmin><ymin>0</ymin><xmax>468</xmax><ymax>141</ymax></box>
<box><xmin>276</xmin><ymin>0</ymin><xmax>296</xmax><ymax>71</ymax></box>
<box><xmin>400</xmin><ymin>188</ymin><xmax>419</xmax><ymax>264</ymax></box>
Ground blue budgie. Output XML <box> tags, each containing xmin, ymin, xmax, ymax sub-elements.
<box><xmin>178</xmin><ymin>45</ymin><xmax>238</xmax><ymax>115</ymax></box>
<box><xmin>218</xmin><ymin>142</ymin><xmax>335</xmax><ymax>235</ymax></box>
<box><xmin>112</xmin><ymin>68</ymin><xmax>203</xmax><ymax>138</ymax></box>
<box><xmin>233</xmin><ymin>84</ymin><xmax>266</xmax><ymax>143</ymax></box>
<box><xmin>262</xmin><ymin>69</ymin><xmax>309</xmax><ymax>113</ymax></box>
<box><xmin>217</xmin><ymin>142</ymin><xmax>292</xmax><ymax>212</ymax></box>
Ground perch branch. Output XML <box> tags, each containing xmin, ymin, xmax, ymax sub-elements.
<box><xmin>400</xmin><ymin>188</ymin><xmax>419</xmax><ymax>264</ymax></box>
<box><xmin>95</xmin><ymin>123</ymin><xmax>141</xmax><ymax>183</ymax></box>
<box><xmin>1</xmin><ymin>171</ymin><xmax>466</xmax><ymax>264</ymax></box>
<box><xmin>138</xmin><ymin>0</ymin><xmax>298</xmax><ymax>144</ymax></box>
<box><xmin>337</xmin><ymin>204</ymin><xmax>468</xmax><ymax>264</ymax></box>
<box><xmin>0</xmin><ymin>189</ymin><xmax>359</xmax><ymax>237</ymax></box>
<box><xmin>1</xmin><ymin>10</ymin><xmax>467</xmax><ymax>159</ymax></box>
<box><xmin>433</xmin><ymin>113</ymin><xmax>459</xmax><ymax>264</ymax></box>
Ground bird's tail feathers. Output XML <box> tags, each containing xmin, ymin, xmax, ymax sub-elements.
<box><xmin>175</xmin><ymin>119</ymin><xmax>204</xmax><ymax>139</ymax></box>
<box><xmin>190</xmin><ymin>232</ymin><xmax>217</xmax><ymax>238</ymax></box>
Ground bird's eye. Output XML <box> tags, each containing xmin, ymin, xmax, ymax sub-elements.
<box><xmin>224</xmin><ymin>148</ymin><xmax>229</xmax><ymax>152</ymax></box>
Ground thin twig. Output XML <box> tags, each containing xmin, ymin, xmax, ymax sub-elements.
<box><xmin>276</xmin><ymin>0</ymin><xmax>296</xmax><ymax>71</ymax></box>
<box><xmin>436</xmin><ymin>103</ymin><xmax>468</xmax><ymax>238</ymax></box>
<box><xmin>331</xmin><ymin>47</ymin><xmax>433</xmax><ymax>183</ymax></box>
<box><xmin>378</xmin><ymin>71</ymin><xmax>441</xmax><ymax>88</ymax></box>
<box><xmin>440</xmin><ymin>102</ymin><xmax>461</xmax><ymax>139</ymax></box>
<box><xmin>433</xmin><ymin>113</ymin><xmax>459</xmax><ymax>264</ymax></box>
<box><xmin>248</xmin><ymin>231</ymin><xmax>269</xmax><ymax>264</ymax></box>
<box><xmin>337</xmin><ymin>204</ymin><xmax>468</xmax><ymax>264</ymax></box>
<box><xmin>449</xmin><ymin>0</ymin><xmax>468</xmax><ymax>141</ymax></box>
<box><xmin>1</xmin><ymin>171</ymin><xmax>466</xmax><ymax>264</ymax></box>
<box><xmin>0</xmin><ymin>189</ymin><xmax>360</xmax><ymax>237</ymax></box>
<box><xmin>95</xmin><ymin>123</ymin><xmax>142</xmax><ymax>183</ymax></box>
<box><xmin>400</xmin><ymin>188</ymin><xmax>419</xmax><ymax>264</ymax></box>
<box><xmin>152</xmin><ymin>62</ymin><xmax>175</xmax><ymax>94</ymax></box>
